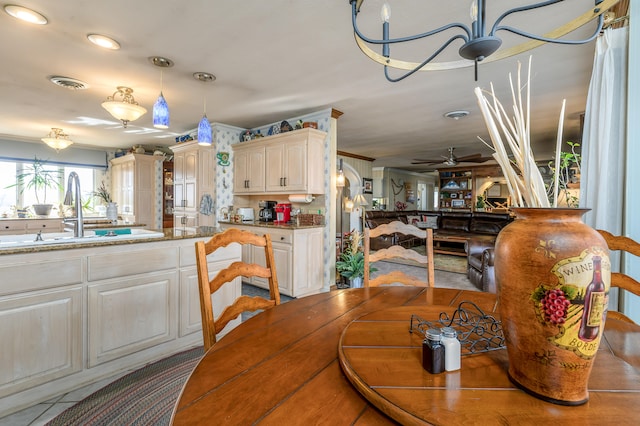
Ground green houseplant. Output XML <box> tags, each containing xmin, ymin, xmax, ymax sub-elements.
<box><xmin>9</xmin><ymin>157</ymin><xmax>62</xmax><ymax>217</ymax></box>
<box><xmin>336</xmin><ymin>230</ymin><xmax>377</xmax><ymax>288</ymax></box>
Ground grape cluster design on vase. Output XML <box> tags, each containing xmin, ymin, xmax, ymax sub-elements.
<box><xmin>532</xmin><ymin>285</ymin><xmax>580</xmax><ymax>328</ymax></box>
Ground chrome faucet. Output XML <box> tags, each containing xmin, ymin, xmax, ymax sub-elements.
<box><xmin>63</xmin><ymin>172</ymin><xmax>84</xmax><ymax>238</ymax></box>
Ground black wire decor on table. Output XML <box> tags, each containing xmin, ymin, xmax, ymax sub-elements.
<box><xmin>409</xmin><ymin>301</ymin><xmax>505</xmax><ymax>354</ymax></box>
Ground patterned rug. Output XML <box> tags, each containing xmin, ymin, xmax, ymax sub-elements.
<box><xmin>46</xmin><ymin>347</ymin><xmax>204</xmax><ymax>426</ymax></box>
<box><xmin>374</xmin><ymin>246</ymin><xmax>468</xmax><ymax>274</ymax></box>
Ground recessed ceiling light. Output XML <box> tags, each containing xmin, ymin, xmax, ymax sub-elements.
<box><xmin>193</xmin><ymin>72</ymin><xmax>216</xmax><ymax>82</ymax></box>
<box><xmin>4</xmin><ymin>5</ymin><xmax>48</xmax><ymax>24</ymax></box>
<box><xmin>87</xmin><ymin>33</ymin><xmax>120</xmax><ymax>50</ymax></box>
<box><xmin>444</xmin><ymin>110</ymin><xmax>470</xmax><ymax>120</ymax></box>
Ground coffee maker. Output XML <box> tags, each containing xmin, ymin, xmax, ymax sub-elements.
<box><xmin>275</xmin><ymin>203</ymin><xmax>291</xmax><ymax>224</ymax></box>
<box><xmin>258</xmin><ymin>200</ymin><xmax>277</xmax><ymax>222</ymax></box>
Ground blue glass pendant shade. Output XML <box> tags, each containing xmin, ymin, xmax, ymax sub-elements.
<box><xmin>152</xmin><ymin>92</ymin><xmax>169</xmax><ymax>129</ymax></box>
<box><xmin>197</xmin><ymin>114</ymin><xmax>212</xmax><ymax>145</ymax></box>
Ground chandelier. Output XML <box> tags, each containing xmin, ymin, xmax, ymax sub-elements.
<box><xmin>42</xmin><ymin>128</ymin><xmax>73</xmax><ymax>151</ymax></box>
<box><xmin>348</xmin><ymin>0</ymin><xmax>619</xmax><ymax>82</ymax></box>
<box><xmin>101</xmin><ymin>86</ymin><xmax>147</xmax><ymax>127</ymax></box>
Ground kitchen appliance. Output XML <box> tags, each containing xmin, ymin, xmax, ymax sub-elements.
<box><xmin>275</xmin><ymin>203</ymin><xmax>291</xmax><ymax>224</ymax></box>
<box><xmin>258</xmin><ymin>200</ymin><xmax>277</xmax><ymax>222</ymax></box>
<box><xmin>236</xmin><ymin>207</ymin><xmax>254</xmax><ymax>222</ymax></box>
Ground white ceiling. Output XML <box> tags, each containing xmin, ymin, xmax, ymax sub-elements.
<box><xmin>0</xmin><ymin>1</ymin><xmax>611</xmax><ymax>171</ymax></box>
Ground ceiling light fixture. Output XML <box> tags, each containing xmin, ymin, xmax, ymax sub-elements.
<box><xmin>336</xmin><ymin>159</ymin><xmax>345</xmax><ymax>188</ymax></box>
<box><xmin>4</xmin><ymin>5</ymin><xmax>47</xmax><ymax>24</ymax></box>
<box><xmin>150</xmin><ymin>56</ymin><xmax>174</xmax><ymax>129</ymax></box>
<box><xmin>193</xmin><ymin>72</ymin><xmax>216</xmax><ymax>146</ymax></box>
<box><xmin>42</xmin><ymin>128</ymin><xmax>73</xmax><ymax>151</ymax></box>
<box><xmin>444</xmin><ymin>110</ymin><xmax>470</xmax><ymax>120</ymax></box>
<box><xmin>348</xmin><ymin>0</ymin><xmax>619</xmax><ymax>82</ymax></box>
<box><xmin>101</xmin><ymin>86</ymin><xmax>147</xmax><ymax>128</ymax></box>
<box><xmin>87</xmin><ymin>33</ymin><xmax>120</xmax><ymax>50</ymax></box>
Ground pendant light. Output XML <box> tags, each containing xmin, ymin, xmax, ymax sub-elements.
<box><xmin>101</xmin><ymin>86</ymin><xmax>147</xmax><ymax>128</ymax></box>
<box><xmin>193</xmin><ymin>72</ymin><xmax>215</xmax><ymax>146</ymax></box>
<box><xmin>150</xmin><ymin>56</ymin><xmax>173</xmax><ymax>129</ymax></box>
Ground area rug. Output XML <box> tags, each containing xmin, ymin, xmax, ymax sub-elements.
<box><xmin>373</xmin><ymin>246</ymin><xmax>468</xmax><ymax>274</ymax></box>
<box><xmin>46</xmin><ymin>346</ymin><xmax>204</xmax><ymax>426</ymax></box>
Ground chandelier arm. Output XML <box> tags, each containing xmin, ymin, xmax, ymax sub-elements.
<box><xmin>494</xmin><ymin>15</ymin><xmax>603</xmax><ymax>46</ymax></box>
<box><xmin>489</xmin><ymin>0</ymin><xmax>565</xmax><ymax>35</ymax></box>
<box><xmin>355</xmin><ymin>0</ymin><xmax>620</xmax><ymax>73</ymax></box>
<box><xmin>350</xmin><ymin>1</ymin><xmax>470</xmax><ymax>46</ymax></box>
<box><xmin>383</xmin><ymin>35</ymin><xmax>469</xmax><ymax>82</ymax></box>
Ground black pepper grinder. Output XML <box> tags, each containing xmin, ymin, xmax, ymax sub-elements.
<box><xmin>422</xmin><ymin>328</ymin><xmax>445</xmax><ymax>374</ymax></box>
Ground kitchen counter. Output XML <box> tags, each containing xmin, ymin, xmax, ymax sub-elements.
<box><xmin>0</xmin><ymin>226</ymin><xmax>221</xmax><ymax>255</ymax></box>
<box><xmin>217</xmin><ymin>220</ymin><xmax>324</xmax><ymax>230</ymax></box>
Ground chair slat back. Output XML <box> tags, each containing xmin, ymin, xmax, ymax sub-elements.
<box><xmin>597</xmin><ymin>229</ymin><xmax>640</xmax><ymax>323</ymax></box>
<box><xmin>364</xmin><ymin>221</ymin><xmax>435</xmax><ymax>287</ymax></box>
<box><xmin>196</xmin><ymin>228</ymin><xmax>280</xmax><ymax>350</ymax></box>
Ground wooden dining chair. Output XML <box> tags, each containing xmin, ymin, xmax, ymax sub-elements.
<box><xmin>597</xmin><ymin>229</ymin><xmax>640</xmax><ymax>323</ymax></box>
<box><xmin>195</xmin><ymin>228</ymin><xmax>281</xmax><ymax>350</ymax></box>
<box><xmin>364</xmin><ymin>221</ymin><xmax>435</xmax><ymax>287</ymax></box>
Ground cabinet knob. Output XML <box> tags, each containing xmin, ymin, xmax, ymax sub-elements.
<box><xmin>281</xmin><ymin>237</ymin><xmax>285</xmax><ymax>241</ymax></box>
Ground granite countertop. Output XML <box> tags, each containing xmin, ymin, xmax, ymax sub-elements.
<box><xmin>218</xmin><ymin>220</ymin><xmax>324</xmax><ymax>230</ymax></box>
<box><xmin>0</xmin><ymin>227</ymin><xmax>222</xmax><ymax>256</ymax></box>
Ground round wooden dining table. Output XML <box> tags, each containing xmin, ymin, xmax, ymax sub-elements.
<box><xmin>170</xmin><ymin>287</ymin><xmax>640</xmax><ymax>425</ymax></box>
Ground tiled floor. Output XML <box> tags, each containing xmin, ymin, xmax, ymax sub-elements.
<box><xmin>0</xmin><ymin>283</ymin><xmax>293</xmax><ymax>426</ymax></box>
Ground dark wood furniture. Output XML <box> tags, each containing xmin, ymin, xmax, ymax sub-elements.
<box><xmin>195</xmin><ymin>228</ymin><xmax>280</xmax><ymax>351</ymax></box>
<box><xmin>339</xmin><ymin>304</ymin><xmax>640</xmax><ymax>425</ymax></box>
<box><xmin>162</xmin><ymin>161</ymin><xmax>174</xmax><ymax>228</ymax></box>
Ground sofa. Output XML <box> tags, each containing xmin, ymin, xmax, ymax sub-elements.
<box><xmin>364</xmin><ymin>210</ymin><xmax>512</xmax><ymax>291</ymax></box>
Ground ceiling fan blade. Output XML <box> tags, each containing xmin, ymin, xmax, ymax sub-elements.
<box><xmin>456</xmin><ymin>153</ymin><xmax>492</xmax><ymax>163</ymax></box>
<box><xmin>411</xmin><ymin>158</ymin><xmax>443</xmax><ymax>164</ymax></box>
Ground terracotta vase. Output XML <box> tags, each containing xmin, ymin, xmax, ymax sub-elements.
<box><xmin>495</xmin><ymin>208</ymin><xmax>610</xmax><ymax>405</ymax></box>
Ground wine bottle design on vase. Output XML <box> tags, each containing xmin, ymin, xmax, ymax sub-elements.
<box><xmin>578</xmin><ymin>256</ymin><xmax>606</xmax><ymax>342</ymax></box>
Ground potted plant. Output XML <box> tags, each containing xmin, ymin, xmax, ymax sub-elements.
<box><xmin>475</xmin><ymin>195</ymin><xmax>485</xmax><ymax>212</ymax></box>
<box><xmin>336</xmin><ymin>230</ymin><xmax>376</xmax><ymax>288</ymax></box>
<box><xmin>9</xmin><ymin>157</ymin><xmax>62</xmax><ymax>217</ymax></box>
<box><xmin>92</xmin><ymin>181</ymin><xmax>118</xmax><ymax>222</ymax></box>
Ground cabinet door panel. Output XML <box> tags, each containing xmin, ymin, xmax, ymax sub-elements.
<box><xmin>0</xmin><ymin>287</ymin><xmax>82</xmax><ymax>397</ymax></box>
<box><xmin>283</xmin><ymin>141</ymin><xmax>307</xmax><ymax>190</ymax></box>
<box><xmin>265</xmin><ymin>144</ymin><xmax>285</xmax><ymax>192</ymax></box>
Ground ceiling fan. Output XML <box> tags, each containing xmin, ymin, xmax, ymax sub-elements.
<box><xmin>412</xmin><ymin>147</ymin><xmax>492</xmax><ymax>166</ymax></box>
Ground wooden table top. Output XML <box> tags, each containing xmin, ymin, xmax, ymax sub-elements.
<box><xmin>171</xmin><ymin>287</ymin><xmax>497</xmax><ymax>425</ymax></box>
<box><xmin>171</xmin><ymin>287</ymin><xmax>640</xmax><ymax>425</ymax></box>
<box><xmin>339</xmin><ymin>305</ymin><xmax>640</xmax><ymax>425</ymax></box>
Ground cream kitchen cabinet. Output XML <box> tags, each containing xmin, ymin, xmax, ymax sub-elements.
<box><xmin>233</xmin><ymin>144</ymin><xmax>265</xmax><ymax>193</ymax></box>
<box><xmin>231</xmin><ymin>128</ymin><xmax>326</xmax><ymax>195</ymax></box>
<box><xmin>170</xmin><ymin>141</ymin><xmax>216</xmax><ymax>231</ymax></box>
<box><xmin>0</xmin><ymin>218</ymin><xmax>63</xmax><ymax>235</ymax></box>
<box><xmin>219</xmin><ymin>223</ymin><xmax>324</xmax><ymax>297</ymax></box>
<box><xmin>110</xmin><ymin>154</ymin><xmax>163</xmax><ymax>228</ymax></box>
<box><xmin>0</xmin><ymin>233</ymin><xmax>241</xmax><ymax>417</ymax></box>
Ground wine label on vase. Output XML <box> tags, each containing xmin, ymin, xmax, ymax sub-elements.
<box><xmin>531</xmin><ymin>248</ymin><xmax>610</xmax><ymax>360</ymax></box>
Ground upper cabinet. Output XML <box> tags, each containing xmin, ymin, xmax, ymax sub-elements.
<box><xmin>110</xmin><ymin>154</ymin><xmax>164</xmax><ymax>228</ymax></box>
<box><xmin>170</xmin><ymin>141</ymin><xmax>216</xmax><ymax>230</ymax></box>
<box><xmin>232</xmin><ymin>128</ymin><xmax>326</xmax><ymax>195</ymax></box>
<box><xmin>233</xmin><ymin>146</ymin><xmax>265</xmax><ymax>194</ymax></box>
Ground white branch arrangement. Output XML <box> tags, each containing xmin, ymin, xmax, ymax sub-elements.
<box><xmin>474</xmin><ymin>56</ymin><xmax>566</xmax><ymax>208</ymax></box>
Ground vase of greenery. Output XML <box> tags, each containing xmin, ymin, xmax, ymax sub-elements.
<box><xmin>475</xmin><ymin>195</ymin><xmax>485</xmax><ymax>212</ymax></box>
<box><xmin>9</xmin><ymin>157</ymin><xmax>62</xmax><ymax>217</ymax></box>
<box><xmin>92</xmin><ymin>182</ymin><xmax>117</xmax><ymax>223</ymax></box>
<box><xmin>336</xmin><ymin>230</ymin><xmax>376</xmax><ymax>288</ymax></box>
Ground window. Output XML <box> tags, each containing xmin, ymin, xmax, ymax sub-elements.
<box><xmin>0</xmin><ymin>159</ymin><xmax>100</xmax><ymax>218</ymax></box>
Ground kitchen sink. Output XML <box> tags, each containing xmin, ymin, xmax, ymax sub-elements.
<box><xmin>0</xmin><ymin>228</ymin><xmax>165</xmax><ymax>250</ymax></box>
